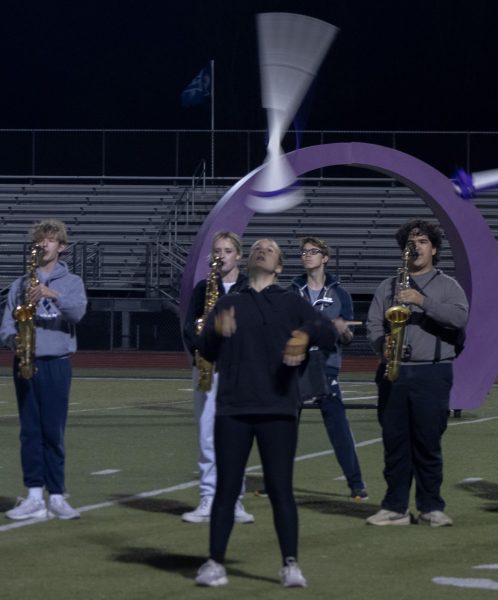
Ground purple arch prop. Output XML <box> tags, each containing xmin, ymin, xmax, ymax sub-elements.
<box><xmin>180</xmin><ymin>142</ymin><xmax>498</xmax><ymax>410</ymax></box>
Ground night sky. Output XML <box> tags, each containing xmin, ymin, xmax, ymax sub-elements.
<box><xmin>1</xmin><ymin>0</ymin><xmax>497</xmax><ymax>132</ymax></box>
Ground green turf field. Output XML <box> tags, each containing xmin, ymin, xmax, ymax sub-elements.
<box><xmin>1</xmin><ymin>371</ymin><xmax>497</xmax><ymax>599</ymax></box>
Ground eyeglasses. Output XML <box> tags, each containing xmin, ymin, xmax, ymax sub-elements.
<box><xmin>301</xmin><ymin>248</ymin><xmax>323</xmax><ymax>256</ymax></box>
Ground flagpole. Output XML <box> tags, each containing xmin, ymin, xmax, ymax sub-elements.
<box><xmin>210</xmin><ymin>59</ymin><xmax>215</xmax><ymax>178</ymax></box>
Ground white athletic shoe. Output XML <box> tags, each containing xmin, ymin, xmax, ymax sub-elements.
<box><xmin>418</xmin><ymin>510</ymin><xmax>453</xmax><ymax>527</ymax></box>
<box><xmin>182</xmin><ymin>496</ymin><xmax>255</xmax><ymax>524</ymax></box>
<box><xmin>48</xmin><ymin>496</ymin><xmax>81</xmax><ymax>520</ymax></box>
<box><xmin>366</xmin><ymin>509</ymin><xmax>410</xmax><ymax>526</ymax></box>
<box><xmin>234</xmin><ymin>500</ymin><xmax>255</xmax><ymax>524</ymax></box>
<box><xmin>195</xmin><ymin>559</ymin><xmax>228</xmax><ymax>587</ymax></box>
<box><xmin>6</xmin><ymin>497</ymin><xmax>47</xmax><ymax>520</ymax></box>
<box><xmin>280</xmin><ymin>557</ymin><xmax>307</xmax><ymax>587</ymax></box>
<box><xmin>182</xmin><ymin>496</ymin><xmax>213</xmax><ymax>523</ymax></box>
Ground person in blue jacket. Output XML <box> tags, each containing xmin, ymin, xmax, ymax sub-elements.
<box><xmin>193</xmin><ymin>238</ymin><xmax>349</xmax><ymax>588</ymax></box>
<box><xmin>289</xmin><ymin>236</ymin><xmax>367</xmax><ymax>501</ymax></box>
<box><xmin>1</xmin><ymin>219</ymin><xmax>87</xmax><ymax>521</ymax></box>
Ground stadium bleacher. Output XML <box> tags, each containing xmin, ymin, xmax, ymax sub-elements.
<box><xmin>0</xmin><ymin>181</ymin><xmax>496</xmax><ymax>353</ymax></box>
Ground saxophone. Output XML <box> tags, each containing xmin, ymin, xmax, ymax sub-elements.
<box><xmin>13</xmin><ymin>243</ymin><xmax>41</xmax><ymax>379</ymax></box>
<box><xmin>195</xmin><ymin>255</ymin><xmax>223</xmax><ymax>391</ymax></box>
<box><xmin>384</xmin><ymin>243</ymin><xmax>416</xmax><ymax>381</ymax></box>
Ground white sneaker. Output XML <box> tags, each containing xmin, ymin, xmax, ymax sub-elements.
<box><xmin>418</xmin><ymin>510</ymin><xmax>453</xmax><ymax>527</ymax></box>
<box><xmin>6</xmin><ymin>497</ymin><xmax>47</xmax><ymax>520</ymax></box>
<box><xmin>366</xmin><ymin>508</ymin><xmax>411</xmax><ymax>526</ymax></box>
<box><xmin>234</xmin><ymin>500</ymin><xmax>255</xmax><ymax>524</ymax></box>
<box><xmin>182</xmin><ymin>496</ymin><xmax>213</xmax><ymax>523</ymax></box>
<box><xmin>48</xmin><ymin>496</ymin><xmax>80</xmax><ymax>520</ymax></box>
<box><xmin>280</xmin><ymin>557</ymin><xmax>307</xmax><ymax>587</ymax></box>
<box><xmin>195</xmin><ymin>559</ymin><xmax>228</xmax><ymax>587</ymax></box>
<box><xmin>182</xmin><ymin>497</ymin><xmax>255</xmax><ymax>524</ymax></box>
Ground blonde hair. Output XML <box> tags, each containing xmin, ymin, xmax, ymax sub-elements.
<box><xmin>31</xmin><ymin>219</ymin><xmax>68</xmax><ymax>244</ymax></box>
<box><xmin>250</xmin><ymin>238</ymin><xmax>284</xmax><ymax>267</ymax></box>
<box><xmin>211</xmin><ymin>231</ymin><xmax>243</xmax><ymax>258</ymax></box>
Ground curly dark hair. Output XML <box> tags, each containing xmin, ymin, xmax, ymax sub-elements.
<box><xmin>395</xmin><ymin>219</ymin><xmax>442</xmax><ymax>265</ymax></box>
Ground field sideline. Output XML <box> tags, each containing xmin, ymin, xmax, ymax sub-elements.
<box><xmin>0</xmin><ymin>370</ymin><xmax>497</xmax><ymax>599</ymax></box>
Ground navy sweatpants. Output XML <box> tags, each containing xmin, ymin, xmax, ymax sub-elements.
<box><xmin>13</xmin><ymin>356</ymin><xmax>72</xmax><ymax>494</ymax></box>
<box><xmin>319</xmin><ymin>366</ymin><xmax>365</xmax><ymax>491</ymax></box>
<box><xmin>376</xmin><ymin>362</ymin><xmax>452</xmax><ymax>513</ymax></box>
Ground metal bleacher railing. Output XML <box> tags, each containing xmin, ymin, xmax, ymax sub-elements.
<box><xmin>1</xmin><ymin>128</ymin><xmax>498</xmax><ymax>181</ymax></box>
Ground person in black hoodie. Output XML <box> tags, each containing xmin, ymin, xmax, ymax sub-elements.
<box><xmin>182</xmin><ymin>231</ymin><xmax>253</xmax><ymax>525</ymax></box>
<box><xmin>194</xmin><ymin>238</ymin><xmax>348</xmax><ymax>588</ymax></box>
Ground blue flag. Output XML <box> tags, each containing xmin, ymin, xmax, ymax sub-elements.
<box><xmin>181</xmin><ymin>63</ymin><xmax>211</xmax><ymax>107</ymax></box>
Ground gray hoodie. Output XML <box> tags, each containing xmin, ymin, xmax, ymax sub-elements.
<box><xmin>367</xmin><ymin>268</ymin><xmax>468</xmax><ymax>364</ymax></box>
<box><xmin>0</xmin><ymin>261</ymin><xmax>87</xmax><ymax>357</ymax></box>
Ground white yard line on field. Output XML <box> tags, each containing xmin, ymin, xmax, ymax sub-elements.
<box><xmin>433</xmin><ymin>576</ymin><xmax>498</xmax><ymax>591</ymax></box>
<box><xmin>0</xmin><ymin>393</ymin><xmax>378</xmax><ymax>419</ymax></box>
<box><xmin>1</xmin><ymin>413</ymin><xmax>497</xmax><ymax>534</ymax></box>
<box><xmin>0</xmin><ymin>398</ymin><xmax>192</xmax><ymax>419</ymax></box>
<box><xmin>0</xmin><ymin>434</ymin><xmax>384</xmax><ymax>533</ymax></box>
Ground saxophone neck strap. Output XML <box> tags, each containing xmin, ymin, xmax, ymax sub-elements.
<box><xmin>407</xmin><ymin>270</ymin><xmax>443</xmax><ymax>363</ymax></box>
<box><xmin>407</xmin><ymin>269</ymin><xmax>441</xmax><ymax>295</ymax></box>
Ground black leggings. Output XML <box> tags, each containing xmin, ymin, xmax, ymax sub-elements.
<box><xmin>210</xmin><ymin>414</ymin><xmax>299</xmax><ymax>564</ymax></box>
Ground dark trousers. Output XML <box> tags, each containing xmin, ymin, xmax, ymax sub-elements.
<box><xmin>13</xmin><ymin>356</ymin><xmax>72</xmax><ymax>494</ymax></box>
<box><xmin>210</xmin><ymin>414</ymin><xmax>298</xmax><ymax>564</ymax></box>
<box><xmin>320</xmin><ymin>366</ymin><xmax>365</xmax><ymax>491</ymax></box>
<box><xmin>376</xmin><ymin>363</ymin><xmax>452</xmax><ymax>513</ymax></box>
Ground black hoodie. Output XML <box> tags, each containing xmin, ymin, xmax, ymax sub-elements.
<box><xmin>197</xmin><ymin>285</ymin><xmax>338</xmax><ymax>417</ymax></box>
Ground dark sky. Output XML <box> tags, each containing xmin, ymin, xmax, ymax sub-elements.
<box><xmin>1</xmin><ymin>0</ymin><xmax>497</xmax><ymax>131</ymax></box>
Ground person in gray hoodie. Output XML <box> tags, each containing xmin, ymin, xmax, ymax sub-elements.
<box><xmin>366</xmin><ymin>219</ymin><xmax>468</xmax><ymax>528</ymax></box>
<box><xmin>1</xmin><ymin>219</ymin><xmax>87</xmax><ymax>521</ymax></box>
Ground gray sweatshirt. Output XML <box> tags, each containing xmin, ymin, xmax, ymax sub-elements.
<box><xmin>0</xmin><ymin>261</ymin><xmax>87</xmax><ymax>357</ymax></box>
<box><xmin>367</xmin><ymin>268</ymin><xmax>469</xmax><ymax>364</ymax></box>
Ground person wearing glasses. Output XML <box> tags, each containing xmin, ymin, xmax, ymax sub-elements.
<box><xmin>290</xmin><ymin>236</ymin><xmax>367</xmax><ymax>501</ymax></box>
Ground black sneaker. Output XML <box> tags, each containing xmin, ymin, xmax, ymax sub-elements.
<box><xmin>351</xmin><ymin>488</ymin><xmax>369</xmax><ymax>502</ymax></box>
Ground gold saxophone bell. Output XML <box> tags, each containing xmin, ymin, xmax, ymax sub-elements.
<box><xmin>385</xmin><ymin>304</ymin><xmax>411</xmax><ymax>325</ymax></box>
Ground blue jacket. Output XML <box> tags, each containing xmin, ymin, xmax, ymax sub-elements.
<box><xmin>289</xmin><ymin>272</ymin><xmax>354</xmax><ymax>370</ymax></box>
<box><xmin>0</xmin><ymin>261</ymin><xmax>87</xmax><ymax>357</ymax></box>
